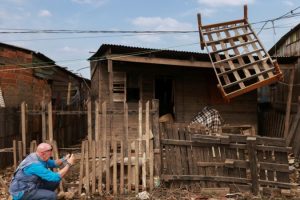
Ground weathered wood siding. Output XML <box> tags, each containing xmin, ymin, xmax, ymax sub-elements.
<box><xmin>96</xmin><ymin>62</ymin><xmax>257</xmax><ymax>140</ymax></box>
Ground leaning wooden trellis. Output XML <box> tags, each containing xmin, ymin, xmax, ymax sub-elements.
<box><xmin>197</xmin><ymin>5</ymin><xmax>282</xmax><ymax>101</ymax></box>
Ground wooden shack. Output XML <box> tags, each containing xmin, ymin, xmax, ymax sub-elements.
<box><xmin>89</xmin><ymin>44</ymin><xmax>260</xmax><ymax>140</ymax></box>
<box><xmin>0</xmin><ymin>43</ymin><xmax>90</xmax><ymax>167</ymax></box>
<box><xmin>268</xmin><ymin>23</ymin><xmax>300</xmax><ymax>154</ymax></box>
<box><xmin>0</xmin><ymin>42</ymin><xmax>90</xmax><ymax>109</ymax></box>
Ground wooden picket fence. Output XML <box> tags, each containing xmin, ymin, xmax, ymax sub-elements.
<box><xmin>78</xmin><ymin>139</ymin><xmax>154</xmax><ymax>195</ymax></box>
<box><xmin>161</xmin><ymin>123</ymin><xmax>297</xmax><ymax>194</ymax></box>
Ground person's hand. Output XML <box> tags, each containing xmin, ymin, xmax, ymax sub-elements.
<box><xmin>67</xmin><ymin>154</ymin><xmax>75</xmax><ymax>166</ymax></box>
<box><xmin>64</xmin><ymin>154</ymin><xmax>71</xmax><ymax>160</ymax></box>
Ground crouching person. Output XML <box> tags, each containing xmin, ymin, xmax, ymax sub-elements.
<box><xmin>9</xmin><ymin>142</ymin><xmax>75</xmax><ymax>200</ymax></box>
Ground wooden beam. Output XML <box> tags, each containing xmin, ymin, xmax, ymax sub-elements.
<box><xmin>108</xmin><ymin>54</ymin><xmax>213</xmax><ymax>68</ymax></box>
<box><xmin>284</xmin><ymin>67</ymin><xmax>295</xmax><ymax>138</ymax></box>
<box><xmin>247</xmin><ymin>137</ymin><xmax>259</xmax><ymax>195</ymax></box>
<box><xmin>286</xmin><ymin>96</ymin><xmax>300</xmax><ymax>146</ymax></box>
<box><xmin>47</xmin><ymin>102</ymin><xmax>53</xmax><ymax>142</ymax></box>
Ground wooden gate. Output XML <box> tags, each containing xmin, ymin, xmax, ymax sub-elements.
<box><xmin>161</xmin><ymin>123</ymin><xmax>297</xmax><ymax>194</ymax></box>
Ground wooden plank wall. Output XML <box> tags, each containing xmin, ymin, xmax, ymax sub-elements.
<box><xmin>259</xmin><ymin>111</ymin><xmax>285</xmax><ymax>137</ymax></box>
<box><xmin>0</xmin><ymin>108</ymin><xmax>19</xmax><ymax>168</ymax></box>
<box><xmin>161</xmin><ymin>124</ymin><xmax>295</xmax><ymax>194</ymax></box>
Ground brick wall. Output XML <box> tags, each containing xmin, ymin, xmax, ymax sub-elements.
<box><xmin>0</xmin><ymin>47</ymin><xmax>51</xmax><ymax>108</ymax></box>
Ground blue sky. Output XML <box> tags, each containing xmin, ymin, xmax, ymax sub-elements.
<box><xmin>0</xmin><ymin>0</ymin><xmax>299</xmax><ymax>78</ymax></box>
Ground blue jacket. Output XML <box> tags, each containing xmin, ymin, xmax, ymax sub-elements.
<box><xmin>9</xmin><ymin>153</ymin><xmax>61</xmax><ymax>200</ymax></box>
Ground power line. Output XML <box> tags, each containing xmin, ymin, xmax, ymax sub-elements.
<box><xmin>0</xmin><ymin>42</ymin><xmax>200</xmax><ymax>72</ymax></box>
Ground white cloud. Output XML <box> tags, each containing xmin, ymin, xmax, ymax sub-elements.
<box><xmin>132</xmin><ymin>17</ymin><xmax>193</xmax><ymax>31</ymax></box>
<box><xmin>197</xmin><ymin>0</ymin><xmax>254</xmax><ymax>7</ymax></box>
<box><xmin>38</xmin><ymin>10</ymin><xmax>52</xmax><ymax>17</ymax></box>
<box><xmin>60</xmin><ymin>46</ymin><xmax>80</xmax><ymax>53</ymax></box>
<box><xmin>71</xmin><ymin>0</ymin><xmax>107</xmax><ymax>6</ymax></box>
<box><xmin>283</xmin><ymin>0</ymin><xmax>294</xmax><ymax>6</ymax></box>
<box><xmin>130</xmin><ymin>17</ymin><xmax>195</xmax><ymax>45</ymax></box>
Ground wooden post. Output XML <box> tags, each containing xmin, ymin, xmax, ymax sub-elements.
<box><xmin>286</xmin><ymin>96</ymin><xmax>300</xmax><ymax>146</ymax></box>
<box><xmin>197</xmin><ymin>13</ymin><xmax>204</xmax><ymax>50</ymax></box>
<box><xmin>120</xmin><ymin>141</ymin><xmax>124</xmax><ymax>194</ymax></box>
<box><xmin>13</xmin><ymin>140</ymin><xmax>17</xmax><ymax>170</ymax></box>
<box><xmin>21</xmin><ymin>102</ymin><xmax>26</xmax><ymax>156</ymax></box>
<box><xmin>127</xmin><ymin>141</ymin><xmax>131</xmax><ymax>192</ymax></box>
<box><xmin>108</xmin><ymin>59</ymin><xmax>113</xmax><ymax>105</ymax></box>
<box><xmin>97</xmin><ymin>140</ymin><xmax>103</xmax><ymax>195</ymax></box>
<box><xmin>142</xmin><ymin>152</ymin><xmax>146</xmax><ymax>191</ymax></box>
<box><xmin>135</xmin><ymin>140</ymin><xmax>139</xmax><ymax>193</ymax></box>
<box><xmin>102</xmin><ymin>102</ymin><xmax>107</xmax><ymax>156</ymax></box>
<box><xmin>105</xmin><ymin>141</ymin><xmax>110</xmax><ymax>193</ymax></box>
<box><xmin>47</xmin><ymin>101</ymin><xmax>53</xmax><ymax>142</ymax></box>
<box><xmin>113</xmin><ymin>140</ymin><xmax>117</xmax><ymax>195</ymax></box>
<box><xmin>284</xmin><ymin>67</ymin><xmax>295</xmax><ymax>138</ymax></box>
<box><xmin>146</xmin><ymin>101</ymin><xmax>150</xmax><ymax>159</ymax></box>
<box><xmin>78</xmin><ymin>141</ymin><xmax>85</xmax><ymax>195</ymax></box>
<box><xmin>17</xmin><ymin>141</ymin><xmax>23</xmax><ymax>164</ymax></box>
<box><xmin>87</xmin><ymin>99</ymin><xmax>92</xmax><ymax>141</ymax></box>
<box><xmin>95</xmin><ymin>101</ymin><xmax>100</xmax><ymax>142</ymax></box>
<box><xmin>244</xmin><ymin>4</ymin><xmax>248</xmax><ymax>21</ymax></box>
<box><xmin>67</xmin><ymin>82</ymin><xmax>71</xmax><ymax>106</ymax></box>
<box><xmin>152</xmin><ymin>99</ymin><xmax>161</xmax><ymax>177</ymax></box>
<box><xmin>124</xmin><ymin>103</ymin><xmax>128</xmax><ymax>156</ymax></box>
<box><xmin>85</xmin><ymin>141</ymin><xmax>90</xmax><ymax>195</ymax></box>
<box><xmin>91</xmin><ymin>140</ymin><xmax>96</xmax><ymax>194</ymax></box>
<box><xmin>149</xmin><ymin>140</ymin><xmax>154</xmax><ymax>191</ymax></box>
<box><xmin>139</xmin><ymin>101</ymin><xmax>143</xmax><ymax>155</ymax></box>
<box><xmin>41</xmin><ymin>101</ymin><xmax>47</xmax><ymax>141</ymax></box>
<box><xmin>247</xmin><ymin>137</ymin><xmax>259</xmax><ymax>195</ymax></box>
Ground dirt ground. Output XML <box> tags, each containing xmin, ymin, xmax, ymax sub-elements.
<box><xmin>1</xmin><ymin>158</ymin><xmax>300</xmax><ymax>200</ymax></box>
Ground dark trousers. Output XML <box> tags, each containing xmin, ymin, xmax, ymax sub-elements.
<box><xmin>22</xmin><ymin>180</ymin><xmax>59</xmax><ymax>200</ymax></box>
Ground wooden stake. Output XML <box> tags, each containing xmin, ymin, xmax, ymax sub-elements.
<box><xmin>13</xmin><ymin>140</ymin><xmax>17</xmax><ymax>170</ymax></box>
<box><xmin>135</xmin><ymin>140</ymin><xmax>139</xmax><ymax>193</ymax></box>
<box><xmin>97</xmin><ymin>140</ymin><xmax>103</xmax><ymax>194</ymax></box>
<box><xmin>21</xmin><ymin>102</ymin><xmax>26</xmax><ymax>156</ymax></box>
<box><xmin>41</xmin><ymin>100</ymin><xmax>46</xmax><ymax>141</ymax></box>
<box><xmin>95</xmin><ymin>101</ymin><xmax>100</xmax><ymax>142</ymax></box>
<box><xmin>87</xmin><ymin>99</ymin><xmax>92</xmax><ymax>141</ymax></box>
<box><xmin>120</xmin><ymin>141</ymin><xmax>124</xmax><ymax>194</ymax></box>
<box><xmin>106</xmin><ymin>141</ymin><xmax>110</xmax><ymax>193</ymax></box>
<box><xmin>124</xmin><ymin>103</ymin><xmax>129</xmax><ymax>156</ymax></box>
<box><xmin>67</xmin><ymin>82</ymin><xmax>71</xmax><ymax>106</ymax></box>
<box><xmin>92</xmin><ymin>140</ymin><xmax>96</xmax><ymax>194</ymax></box>
<box><xmin>85</xmin><ymin>141</ymin><xmax>90</xmax><ymax>195</ymax></box>
<box><xmin>139</xmin><ymin>101</ymin><xmax>142</xmax><ymax>154</ymax></box>
<box><xmin>127</xmin><ymin>141</ymin><xmax>131</xmax><ymax>192</ymax></box>
<box><xmin>149</xmin><ymin>140</ymin><xmax>154</xmax><ymax>191</ymax></box>
<box><xmin>152</xmin><ymin>99</ymin><xmax>161</xmax><ymax>177</ymax></box>
<box><xmin>102</xmin><ymin>102</ymin><xmax>107</xmax><ymax>156</ymax></box>
<box><xmin>113</xmin><ymin>140</ymin><xmax>117</xmax><ymax>195</ymax></box>
<box><xmin>146</xmin><ymin>101</ymin><xmax>150</xmax><ymax>158</ymax></box>
<box><xmin>47</xmin><ymin>101</ymin><xmax>53</xmax><ymax>142</ymax></box>
<box><xmin>78</xmin><ymin>141</ymin><xmax>85</xmax><ymax>195</ymax></box>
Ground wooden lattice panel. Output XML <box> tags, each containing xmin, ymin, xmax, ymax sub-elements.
<box><xmin>197</xmin><ymin>6</ymin><xmax>282</xmax><ymax>101</ymax></box>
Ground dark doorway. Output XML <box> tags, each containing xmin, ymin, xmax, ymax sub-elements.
<box><xmin>155</xmin><ymin>77</ymin><xmax>174</xmax><ymax>117</ymax></box>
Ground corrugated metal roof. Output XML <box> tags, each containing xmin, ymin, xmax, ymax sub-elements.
<box><xmin>268</xmin><ymin>23</ymin><xmax>300</xmax><ymax>55</ymax></box>
<box><xmin>89</xmin><ymin>43</ymin><xmax>211</xmax><ymax>62</ymax></box>
<box><xmin>90</xmin><ymin>43</ymin><xmax>298</xmax><ymax>65</ymax></box>
<box><xmin>0</xmin><ymin>42</ymin><xmax>90</xmax><ymax>82</ymax></box>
